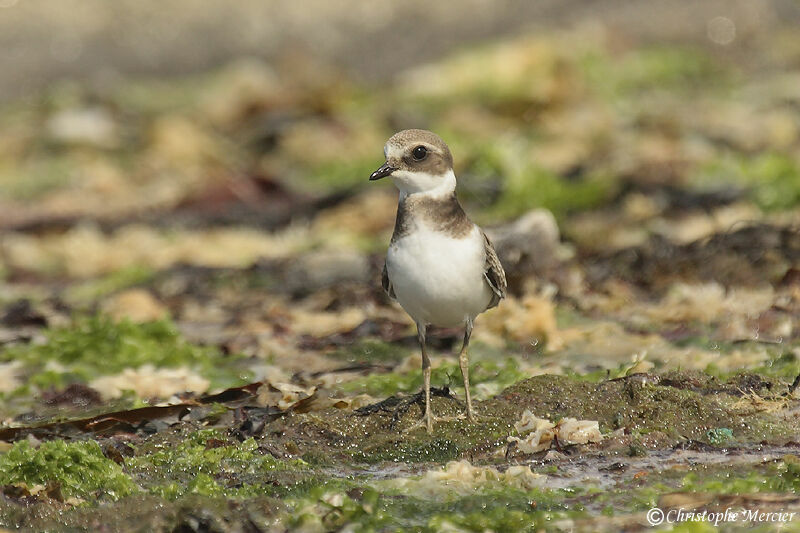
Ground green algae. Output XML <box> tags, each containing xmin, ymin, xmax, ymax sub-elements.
<box><xmin>427</xmin><ymin>507</ymin><xmax>563</xmax><ymax>533</ymax></box>
<box><xmin>490</xmin><ymin>163</ymin><xmax>617</xmax><ymax>219</ymax></box>
<box><xmin>571</xmin><ymin>458</ymin><xmax>800</xmax><ymax>519</ymax></box>
<box><xmin>680</xmin><ymin>455</ymin><xmax>800</xmax><ymax>494</ymax></box>
<box><xmin>0</xmin><ymin>153</ymin><xmax>80</xmax><ymax>202</ymax></box>
<box><xmin>126</xmin><ymin>429</ymin><xmax>307</xmax><ymax>499</ymax></box>
<box><xmin>706</xmin><ymin>428</ymin><xmax>734</xmax><ymax>446</ymax></box>
<box><xmin>0</xmin><ymin>493</ymin><xmax>286</xmax><ymax>532</ymax></box>
<box><xmin>581</xmin><ymin>45</ymin><xmax>732</xmax><ymax>98</ymax></box>
<box><xmin>287</xmin><ymin>480</ymin><xmax>586</xmax><ymax>532</ymax></box>
<box><xmin>0</xmin><ymin>439</ymin><xmax>136</xmax><ymax>501</ymax></box>
<box><xmin>146</xmin><ymin>473</ymin><xmax>231</xmax><ymax>500</ymax></box>
<box><xmin>289</xmin><ymin>486</ymin><xmax>393</xmax><ymax>532</ymax></box>
<box><xmin>306</xmin><ymin>155</ymin><xmax>385</xmax><ymax>192</ymax></box>
<box><xmin>565</xmin><ymin>456</ymin><xmax>800</xmax><ymax>521</ymax></box>
<box><xmin>614</xmin><ymin>47</ymin><xmax>731</xmax><ymax>93</ymax></box>
<box><xmin>748</xmin><ymin>350</ymin><xmax>800</xmax><ymax>382</ymax></box>
<box><xmin>0</xmin><ymin>315</ymin><xmax>249</xmax><ymax>390</ymax></box>
<box><xmin>696</xmin><ymin>152</ymin><xmax>800</xmax><ymax>211</ymax></box>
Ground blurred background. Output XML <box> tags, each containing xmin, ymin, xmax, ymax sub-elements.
<box><xmin>2</xmin><ymin>0</ymin><xmax>800</xmax><ymax>100</ymax></box>
<box><xmin>3</xmin><ymin>0</ymin><xmax>799</xmax><ymax>249</ymax></box>
<box><xmin>0</xmin><ymin>0</ymin><xmax>799</xmax><ymax>408</ymax></box>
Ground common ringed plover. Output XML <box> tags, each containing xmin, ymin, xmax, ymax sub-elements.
<box><xmin>370</xmin><ymin>129</ymin><xmax>506</xmax><ymax>433</ymax></box>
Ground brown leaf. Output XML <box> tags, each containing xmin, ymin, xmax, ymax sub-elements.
<box><xmin>0</xmin><ymin>381</ymin><xmax>269</xmax><ymax>443</ymax></box>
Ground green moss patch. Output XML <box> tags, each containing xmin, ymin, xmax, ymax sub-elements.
<box><xmin>126</xmin><ymin>428</ymin><xmax>307</xmax><ymax>499</ymax></box>
<box><xmin>696</xmin><ymin>152</ymin><xmax>800</xmax><ymax>211</ymax></box>
<box><xmin>0</xmin><ymin>493</ymin><xmax>285</xmax><ymax>532</ymax></box>
<box><xmin>615</xmin><ymin>46</ymin><xmax>730</xmax><ymax>93</ymax></box>
<box><xmin>0</xmin><ymin>439</ymin><xmax>136</xmax><ymax>500</ymax></box>
<box><xmin>289</xmin><ymin>484</ymin><xmax>584</xmax><ymax>532</ymax></box>
<box><xmin>0</xmin><ymin>315</ymin><xmax>248</xmax><ymax>390</ymax></box>
<box><xmin>748</xmin><ymin>351</ymin><xmax>800</xmax><ymax>382</ymax></box>
<box><xmin>493</xmin><ymin>372</ymin><xmax>795</xmax><ymax>443</ymax></box>
<box><xmin>289</xmin><ymin>371</ymin><xmax>799</xmax><ymax>468</ymax></box>
<box><xmin>491</xmin><ymin>164</ymin><xmax>617</xmax><ymax>219</ymax></box>
<box><xmin>680</xmin><ymin>455</ymin><xmax>800</xmax><ymax>494</ymax></box>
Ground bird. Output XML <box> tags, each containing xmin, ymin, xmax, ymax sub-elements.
<box><xmin>369</xmin><ymin>129</ymin><xmax>506</xmax><ymax>433</ymax></box>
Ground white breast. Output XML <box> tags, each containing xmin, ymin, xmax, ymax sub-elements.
<box><xmin>387</xmin><ymin>225</ymin><xmax>492</xmax><ymax>327</ymax></box>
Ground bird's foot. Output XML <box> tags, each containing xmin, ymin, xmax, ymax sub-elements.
<box><xmin>403</xmin><ymin>409</ymin><xmax>484</xmax><ymax>434</ymax></box>
<box><xmin>389</xmin><ymin>386</ymin><xmax>459</xmax><ymax>430</ymax></box>
<box><xmin>403</xmin><ymin>413</ymin><xmax>466</xmax><ymax>434</ymax></box>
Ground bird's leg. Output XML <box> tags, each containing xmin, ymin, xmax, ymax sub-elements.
<box><xmin>459</xmin><ymin>318</ymin><xmax>475</xmax><ymax>421</ymax></box>
<box><xmin>403</xmin><ymin>322</ymin><xmax>465</xmax><ymax>434</ymax></box>
<box><xmin>419</xmin><ymin>322</ymin><xmax>434</xmax><ymax>434</ymax></box>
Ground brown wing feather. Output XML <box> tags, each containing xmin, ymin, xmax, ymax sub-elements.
<box><xmin>382</xmin><ymin>262</ymin><xmax>396</xmax><ymax>300</ymax></box>
<box><xmin>482</xmin><ymin>231</ymin><xmax>506</xmax><ymax>309</ymax></box>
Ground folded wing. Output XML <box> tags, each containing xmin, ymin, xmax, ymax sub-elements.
<box><xmin>482</xmin><ymin>231</ymin><xmax>507</xmax><ymax>309</ymax></box>
<box><xmin>382</xmin><ymin>262</ymin><xmax>396</xmax><ymax>300</ymax></box>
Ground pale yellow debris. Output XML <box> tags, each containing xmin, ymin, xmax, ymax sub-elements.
<box><xmin>90</xmin><ymin>365</ymin><xmax>210</xmax><ymax>399</ymax></box>
<box><xmin>101</xmin><ymin>289</ymin><xmax>169</xmax><ymax>323</ymax></box>
<box><xmin>508</xmin><ymin>410</ymin><xmax>602</xmax><ymax>453</ymax></box>
<box><xmin>384</xmin><ymin>460</ymin><xmax>545</xmax><ymax>497</ymax></box>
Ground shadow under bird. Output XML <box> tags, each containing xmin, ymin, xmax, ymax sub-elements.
<box><xmin>370</xmin><ymin>129</ymin><xmax>507</xmax><ymax>433</ymax></box>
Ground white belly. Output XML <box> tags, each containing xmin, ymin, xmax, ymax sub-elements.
<box><xmin>386</xmin><ymin>225</ymin><xmax>492</xmax><ymax>327</ymax></box>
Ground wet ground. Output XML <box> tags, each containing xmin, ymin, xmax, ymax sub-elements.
<box><xmin>0</xmin><ymin>17</ymin><xmax>799</xmax><ymax>533</ymax></box>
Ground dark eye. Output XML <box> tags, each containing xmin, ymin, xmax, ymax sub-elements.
<box><xmin>412</xmin><ymin>145</ymin><xmax>428</xmax><ymax>161</ymax></box>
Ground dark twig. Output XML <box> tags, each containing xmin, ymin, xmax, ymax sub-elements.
<box><xmin>354</xmin><ymin>386</ymin><xmax>460</xmax><ymax>429</ymax></box>
<box><xmin>788</xmin><ymin>374</ymin><xmax>800</xmax><ymax>396</ymax></box>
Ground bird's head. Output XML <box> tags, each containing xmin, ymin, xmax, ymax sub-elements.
<box><xmin>369</xmin><ymin>129</ymin><xmax>455</xmax><ymax>197</ymax></box>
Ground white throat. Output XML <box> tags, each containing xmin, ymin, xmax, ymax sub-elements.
<box><xmin>392</xmin><ymin>169</ymin><xmax>456</xmax><ymax>200</ymax></box>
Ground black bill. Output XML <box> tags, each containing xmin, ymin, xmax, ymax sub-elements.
<box><xmin>369</xmin><ymin>162</ymin><xmax>396</xmax><ymax>181</ymax></box>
